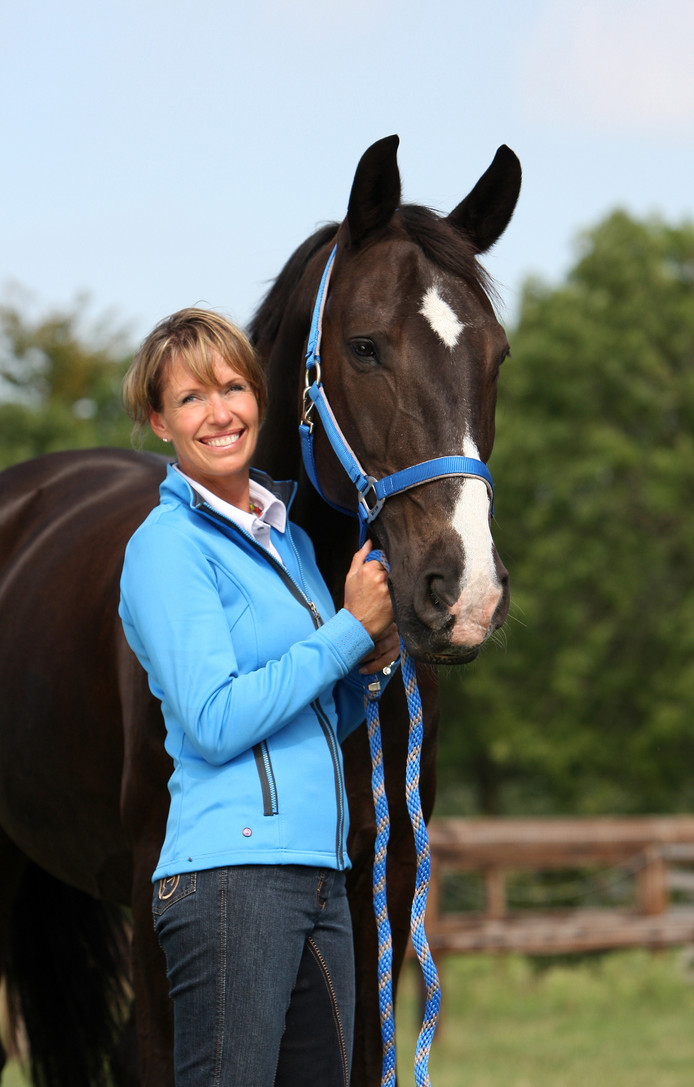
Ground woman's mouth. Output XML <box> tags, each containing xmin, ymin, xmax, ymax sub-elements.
<box><xmin>201</xmin><ymin>432</ymin><xmax>243</xmax><ymax>448</ymax></box>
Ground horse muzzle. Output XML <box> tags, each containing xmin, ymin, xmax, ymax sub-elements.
<box><xmin>393</xmin><ymin>554</ymin><xmax>509</xmax><ymax>665</ymax></box>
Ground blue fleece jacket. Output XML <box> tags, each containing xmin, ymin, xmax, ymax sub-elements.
<box><xmin>119</xmin><ymin>465</ymin><xmax>377</xmax><ymax>880</ymax></box>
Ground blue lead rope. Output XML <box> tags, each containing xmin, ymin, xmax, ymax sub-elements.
<box><xmin>364</xmin><ymin>677</ymin><xmax>397</xmax><ymax>1085</ymax></box>
<box><xmin>363</xmin><ymin>550</ymin><xmax>441</xmax><ymax>1087</ymax></box>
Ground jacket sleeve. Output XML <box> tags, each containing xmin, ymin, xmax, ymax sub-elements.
<box><xmin>333</xmin><ymin>671</ymin><xmax>367</xmax><ymax>743</ymax></box>
<box><xmin>119</xmin><ymin>519</ymin><xmax>374</xmax><ymax>766</ymax></box>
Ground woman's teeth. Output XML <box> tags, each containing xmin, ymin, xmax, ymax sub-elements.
<box><xmin>204</xmin><ymin>433</ymin><xmax>241</xmax><ymax>448</ymax></box>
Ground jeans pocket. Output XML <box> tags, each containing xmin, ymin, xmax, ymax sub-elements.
<box><xmin>152</xmin><ymin>871</ymin><xmax>197</xmax><ymax>920</ymax></box>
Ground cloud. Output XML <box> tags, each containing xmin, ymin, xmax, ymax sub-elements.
<box><xmin>520</xmin><ymin>0</ymin><xmax>694</xmax><ymax>135</ymax></box>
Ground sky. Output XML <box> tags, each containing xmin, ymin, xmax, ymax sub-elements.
<box><xmin>2</xmin><ymin>0</ymin><xmax>693</xmax><ymax>348</ymax></box>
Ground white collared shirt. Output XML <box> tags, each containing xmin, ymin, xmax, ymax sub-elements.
<box><xmin>175</xmin><ymin>467</ymin><xmax>287</xmax><ymax>564</ymax></box>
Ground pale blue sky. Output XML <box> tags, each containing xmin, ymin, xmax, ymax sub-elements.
<box><xmin>2</xmin><ymin>0</ymin><xmax>692</xmax><ymax>345</ymax></box>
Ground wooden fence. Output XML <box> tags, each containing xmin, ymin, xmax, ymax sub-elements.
<box><xmin>416</xmin><ymin>816</ymin><xmax>694</xmax><ymax>956</ymax></box>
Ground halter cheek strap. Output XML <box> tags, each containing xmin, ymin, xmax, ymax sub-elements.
<box><xmin>299</xmin><ymin>244</ymin><xmax>495</xmax><ymax>544</ymax></box>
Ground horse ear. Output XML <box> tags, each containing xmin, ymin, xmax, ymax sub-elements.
<box><xmin>345</xmin><ymin>135</ymin><xmax>401</xmax><ymax>248</ymax></box>
<box><xmin>447</xmin><ymin>145</ymin><xmax>522</xmax><ymax>254</ymax></box>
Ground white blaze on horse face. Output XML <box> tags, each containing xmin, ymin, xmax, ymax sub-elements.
<box><xmin>419</xmin><ymin>286</ymin><xmax>464</xmax><ymax>348</ymax></box>
<box><xmin>448</xmin><ymin>434</ymin><xmax>503</xmax><ymax>647</ymax></box>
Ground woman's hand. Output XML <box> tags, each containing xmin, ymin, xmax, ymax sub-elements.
<box><xmin>343</xmin><ymin>542</ymin><xmax>398</xmax><ymax>667</ymax></box>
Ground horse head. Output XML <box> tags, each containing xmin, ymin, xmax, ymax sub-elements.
<box><xmin>312</xmin><ymin>137</ymin><xmax>520</xmax><ymax>663</ymax></box>
<box><xmin>254</xmin><ymin>136</ymin><xmax>521</xmax><ymax>665</ymax></box>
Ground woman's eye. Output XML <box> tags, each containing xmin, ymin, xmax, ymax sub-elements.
<box><xmin>350</xmin><ymin>339</ymin><xmax>379</xmax><ymax>363</ymax></box>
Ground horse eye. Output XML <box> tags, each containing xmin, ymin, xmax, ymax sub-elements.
<box><xmin>349</xmin><ymin>339</ymin><xmax>379</xmax><ymax>364</ymax></box>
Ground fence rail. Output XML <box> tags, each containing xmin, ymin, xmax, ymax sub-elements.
<box><xmin>417</xmin><ymin>816</ymin><xmax>694</xmax><ymax>956</ymax></box>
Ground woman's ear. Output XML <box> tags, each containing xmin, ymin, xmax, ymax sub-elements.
<box><xmin>149</xmin><ymin>411</ymin><xmax>169</xmax><ymax>443</ymax></box>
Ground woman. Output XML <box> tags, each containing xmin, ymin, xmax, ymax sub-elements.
<box><xmin>119</xmin><ymin>307</ymin><xmax>399</xmax><ymax>1087</ymax></box>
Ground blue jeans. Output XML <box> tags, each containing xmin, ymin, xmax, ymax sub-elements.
<box><xmin>153</xmin><ymin>865</ymin><xmax>355</xmax><ymax>1086</ymax></box>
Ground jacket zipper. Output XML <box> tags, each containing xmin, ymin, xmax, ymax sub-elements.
<box><xmin>196</xmin><ymin>499</ymin><xmax>348</xmax><ymax>863</ymax></box>
<box><xmin>253</xmin><ymin>741</ymin><xmax>279</xmax><ymax>816</ymax></box>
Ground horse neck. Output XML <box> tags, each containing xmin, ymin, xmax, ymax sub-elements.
<box><xmin>251</xmin><ymin>225</ymin><xmax>362</xmax><ymax>601</ymax></box>
<box><xmin>254</xmin><ymin>297</ymin><xmax>307</xmax><ymax>484</ymax></box>
<box><xmin>252</xmin><ymin>227</ymin><xmax>337</xmax><ymax>482</ymax></box>
<box><xmin>254</xmin><ymin>323</ymin><xmax>360</xmax><ymax>603</ymax></box>
<box><xmin>298</xmin><ymin>489</ymin><xmax>360</xmax><ymax>605</ymax></box>
<box><xmin>255</xmin><ymin>376</ymin><xmax>358</xmax><ymax>605</ymax></box>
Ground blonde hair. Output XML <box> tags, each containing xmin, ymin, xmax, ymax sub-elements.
<box><xmin>122</xmin><ymin>308</ymin><xmax>267</xmax><ymax>440</ymax></box>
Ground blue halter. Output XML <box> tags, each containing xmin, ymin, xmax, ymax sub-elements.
<box><xmin>299</xmin><ymin>244</ymin><xmax>495</xmax><ymax>543</ymax></box>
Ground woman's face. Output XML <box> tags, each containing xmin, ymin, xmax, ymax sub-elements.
<box><xmin>149</xmin><ymin>352</ymin><xmax>260</xmax><ymax>507</ymax></box>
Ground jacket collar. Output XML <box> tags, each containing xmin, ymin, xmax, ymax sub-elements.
<box><xmin>160</xmin><ymin>462</ymin><xmax>297</xmax><ymax>513</ymax></box>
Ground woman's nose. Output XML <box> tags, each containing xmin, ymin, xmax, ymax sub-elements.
<box><xmin>208</xmin><ymin>392</ymin><xmax>232</xmax><ymax>422</ymax></box>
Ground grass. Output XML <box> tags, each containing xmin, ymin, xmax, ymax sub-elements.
<box><xmin>395</xmin><ymin>948</ymin><xmax>694</xmax><ymax>1087</ymax></box>
<box><xmin>4</xmin><ymin>949</ymin><xmax>694</xmax><ymax>1085</ymax></box>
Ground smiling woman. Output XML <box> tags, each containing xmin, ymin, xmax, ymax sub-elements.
<box><xmin>118</xmin><ymin>306</ymin><xmax>400</xmax><ymax>1086</ymax></box>
<box><xmin>123</xmin><ymin>308</ymin><xmax>268</xmax><ymax>509</ymax></box>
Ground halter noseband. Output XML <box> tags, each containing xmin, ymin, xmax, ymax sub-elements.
<box><xmin>299</xmin><ymin>244</ymin><xmax>495</xmax><ymax>543</ymax></box>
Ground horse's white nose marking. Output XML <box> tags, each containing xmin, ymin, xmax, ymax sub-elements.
<box><xmin>448</xmin><ymin>434</ymin><xmax>501</xmax><ymax>646</ymax></box>
<box><xmin>419</xmin><ymin>286</ymin><xmax>464</xmax><ymax>348</ymax></box>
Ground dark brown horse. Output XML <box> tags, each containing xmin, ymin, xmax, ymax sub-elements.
<box><xmin>0</xmin><ymin>136</ymin><xmax>520</xmax><ymax>1086</ymax></box>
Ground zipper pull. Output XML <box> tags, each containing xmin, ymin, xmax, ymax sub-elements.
<box><xmin>308</xmin><ymin>600</ymin><xmax>323</xmax><ymax>628</ymax></box>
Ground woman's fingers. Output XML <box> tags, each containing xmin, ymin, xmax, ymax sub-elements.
<box><xmin>343</xmin><ymin>544</ymin><xmax>394</xmax><ymax>641</ymax></box>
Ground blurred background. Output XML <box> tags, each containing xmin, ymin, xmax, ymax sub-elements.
<box><xmin>2</xmin><ymin>1</ymin><xmax>693</xmax><ymax>1083</ymax></box>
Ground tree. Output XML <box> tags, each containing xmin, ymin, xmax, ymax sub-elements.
<box><xmin>437</xmin><ymin>211</ymin><xmax>694</xmax><ymax>816</ymax></box>
<box><xmin>0</xmin><ymin>290</ymin><xmax>153</xmax><ymax>468</ymax></box>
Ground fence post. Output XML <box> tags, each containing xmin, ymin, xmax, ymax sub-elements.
<box><xmin>636</xmin><ymin>846</ymin><xmax>668</xmax><ymax>916</ymax></box>
<box><xmin>484</xmin><ymin>866</ymin><xmax>506</xmax><ymax>919</ymax></box>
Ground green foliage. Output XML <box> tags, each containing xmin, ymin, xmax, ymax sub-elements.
<box><xmin>0</xmin><ymin>291</ymin><xmax>160</xmax><ymax>469</ymax></box>
<box><xmin>438</xmin><ymin>211</ymin><xmax>694</xmax><ymax>816</ymax></box>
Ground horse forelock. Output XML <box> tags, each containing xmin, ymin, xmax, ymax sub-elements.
<box><xmin>395</xmin><ymin>204</ymin><xmax>498</xmax><ymax>309</ymax></box>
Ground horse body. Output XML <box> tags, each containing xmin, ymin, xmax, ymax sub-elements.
<box><xmin>0</xmin><ymin>449</ymin><xmax>172</xmax><ymax>1085</ymax></box>
<box><xmin>0</xmin><ymin>451</ymin><xmax>130</xmax><ymax>896</ymax></box>
<box><xmin>0</xmin><ymin>137</ymin><xmax>519</xmax><ymax>1085</ymax></box>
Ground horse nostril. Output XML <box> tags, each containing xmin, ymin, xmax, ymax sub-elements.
<box><xmin>414</xmin><ymin>571</ymin><xmax>459</xmax><ymax>631</ymax></box>
<box><xmin>428</xmin><ymin>573</ymin><xmax>459</xmax><ymax>609</ymax></box>
<box><xmin>429</xmin><ymin>583</ymin><xmax>443</xmax><ymax>610</ymax></box>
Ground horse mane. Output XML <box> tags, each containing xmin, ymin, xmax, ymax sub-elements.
<box><xmin>248</xmin><ymin>222</ymin><xmax>339</xmax><ymax>352</ymax></box>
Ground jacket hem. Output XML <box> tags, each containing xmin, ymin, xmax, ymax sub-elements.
<box><xmin>152</xmin><ymin>847</ymin><xmax>352</xmax><ymax>882</ymax></box>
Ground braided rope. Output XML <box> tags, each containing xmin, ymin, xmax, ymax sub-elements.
<box><xmin>363</xmin><ymin>550</ymin><xmax>441</xmax><ymax>1087</ymax></box>
<box><xmin>401</xmin><ymin>646</ymin><xmax>441</xmax><ymax>1084</ymax></box>
<box><xmin>365</xmin><ymin>692</ymin><xmax>397</xmax><ymax>1085</ymax></box>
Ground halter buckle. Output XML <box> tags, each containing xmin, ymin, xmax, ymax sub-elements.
<box><xmin>302</xmin><ymin>354</ymin><xmax>323</xmax><ymax>429</ymax></box>
<box><xmin>358</xmin><ymin>477</ymin><xmax>385</xmax><ymax>523</ymax></box>
<box><xmin>301</xmin><ymin>385</ymin><xmax>315</xmax><ymax>430</ymax></box>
